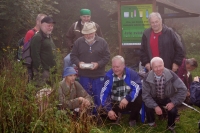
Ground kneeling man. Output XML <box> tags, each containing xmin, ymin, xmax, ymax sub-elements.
<box><xmin>142</xmin><ymin>57</ymin><xmax>187</xmax><ymax>131</ymax></box>
<box><xmin>100</xmin><ymin>55</ymin><xmax>142</xmax><ymax>126</ymax></box>
<box><xmin>58</xmin><ymin>67</ymin><xmax>92</xmax><ymax>112</ymax></box>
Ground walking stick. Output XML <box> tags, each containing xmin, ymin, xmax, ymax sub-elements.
<box><xmin>182</xmin><ymin>102</ymin><xmax>200</xmax><ymax>114</ymax></box>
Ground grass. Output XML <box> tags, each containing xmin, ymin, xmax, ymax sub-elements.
<box><xmin>0</xmin><ymin>49</ymin><xmax>200</xmax><ymax>133</ymax></box>
<box><xmin>97</xmin><ymin>106</ymin><xmax>200</xmax><ymax>133</ymax></box>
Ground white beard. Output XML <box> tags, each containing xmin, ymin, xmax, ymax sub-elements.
<box><xmin>85</xmin><ymin>36</ymin><xmax>95</xmax><ymax>43</ymax></box>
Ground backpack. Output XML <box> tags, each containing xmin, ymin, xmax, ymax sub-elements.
<box><xmin>16</xmin><ymin>37</ymin><xmax>25</xmax><ymax>61</ymax></box>
<box><xmin>22</xmin><ymin>29</ymin><xmax>37</xmax><ymax>66</ymax></box>
<box><xmin>16</xmin><ymin>29</ymin><xmax>37</xmax><ymax>62</ymax></box>
<box><xmin>190</xmin><ymin>81</ymin><xmax>200</xmax><ymax>107</ymax></box>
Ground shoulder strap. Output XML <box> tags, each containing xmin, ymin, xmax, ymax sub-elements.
<box><xmin>74</xmin><ymin>21</ymin><xmax>78</xmax><ymax>30</ymax></box>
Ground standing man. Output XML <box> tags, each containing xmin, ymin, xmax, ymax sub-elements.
<box><xmin>23</xmin><ymin>13</ymin><xmax>46</xmax><ymax>80</ymax></box>
<box><xmin>64</xmin><ymin>9</ymin><xmax>103</xmax><ymax>68</ymax></box>
<box><xmin>100</xmin><ymin>55</ymin><xmax>142</xmax><ymax>126</ymax></box>
<box><xmin>140</xmin><ymin>12</ymin><xmax>184</xmax><ymax>72</ymax></box>
<box><xmin>30</xmin><ymin>16</ymin><xmax>56</xmax><ymax>88</ymax></box>
<box><xmin>70</xmin><ymin>22</ymin><xmax>110</xmax><ymax>113</ymax></box>
<box><xmin>142</xmin><ymin>57</ymin><xmax>187</xmax><ymax>132</ymax></box>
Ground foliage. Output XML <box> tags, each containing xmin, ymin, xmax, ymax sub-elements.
<box><xmin>180</xmin><ymin>27</ymin><xmax>200</xmax><ymax>55</ymax></box>
<box><xmin>0</xmin><ymin>0</ymin><xmax>60</xmax><ymax>59</ymax></box>
<box><xmin>0</xmin><ymin>49</ymin><xmax>97</xmax><ymax>133</ymax></box>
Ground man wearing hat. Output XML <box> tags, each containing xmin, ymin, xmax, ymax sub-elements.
<box><xmin>30</xmin><ymin>16</ymin><xmax>56</xmax><ymax>88</ymax></box>
<box><xmin>71</xmin><ymin>22</ymin><xmax>110</xmax><ymax>114</ymax></box>
<box><xmin>58</xmin><ymin>67</ymin><xmax>92</xmax><ymax>111</ymax></box>
<box><xmin>64</xmin><ymin>9</ymin><xmax>103</xmax><ymax>69</ymax></box>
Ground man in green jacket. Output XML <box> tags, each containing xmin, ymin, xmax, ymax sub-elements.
<box><xmin>30</xmin><ymin>16</ymin><xmax>56</xmax><ymax>87</ymax></box>
<box><xmin>58</xmin><ymin>67</ymin><xmax>92</xmax><ymax>111</ymax></box>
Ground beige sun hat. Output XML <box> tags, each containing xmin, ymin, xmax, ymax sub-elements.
<box><xmin>81</xmin><ymin>22</ymin><xmax>97</xmax><ymax>34</ymax></box>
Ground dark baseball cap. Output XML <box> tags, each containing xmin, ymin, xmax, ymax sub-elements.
<box><xmin>41</xmin><ymin>16</ymin><xmax>56</xmax><ymax>24</ymax></box>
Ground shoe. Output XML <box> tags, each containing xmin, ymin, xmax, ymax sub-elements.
<box><xmin>129</xmin><ymin>120</ymin><xmax>136</xmax><ymax>127</ymax></box>
<box><xmin>149</xmin><ymin>122</ymin><xmax>157</xmax><ymax>127</ymax></box>
<box><xmin>167</xmin><ymin>126</ymin><xmax>176</xmax><ymax>133</ymax></box>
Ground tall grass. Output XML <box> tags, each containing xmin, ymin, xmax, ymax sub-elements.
<box><xmin>0</xmin><ymin>50</ymin><xmax>99</xmax><ymax>133</ymax></box>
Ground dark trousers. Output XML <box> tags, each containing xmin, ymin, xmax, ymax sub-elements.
<box><xmin>112</xmin><ymin>94</ymin><xmax>142</xmax><ymax>121</ymax></box>
<box><xmin>145</xmin><ymin>98</ymin><xmax>177</xmax><ymax>127</ymax></box>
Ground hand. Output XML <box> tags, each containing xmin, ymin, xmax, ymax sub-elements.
<box><xmin>155</xmin><ymin>106</ymin><xmax>162</xmax><ymax>115</ymax></box>
<box><xmin>119</xmin><ymin>98</ymin><xmax>128</xmax><ymax>109</ymax></box>
<box><xmin>82</xmin><ymin>99</ymin><xmax>91</xmax><ymax>108</ymax></box>
<box><xmin>172</xmin><ymin>63</ymin><xmax>179</xmax><ymax>72</ymax></box>
<box><xmin>108</xmin><ymin>110</ymin><xmax>117</xmax><ymax>120</ymax></box>
<box><xmin>194</xmin><ymin>76</ymin><xmax>199</xmax><ymax>82</ymax></box>
<box><xmin>187</xmin><ymin>91</ymin><xmax>190</xmax><ymax>97</ymax></box>
<box><xmin>79</xmin><ymin>62</ymin><xmax>85</xmax><ymax>69</ymax></box>
<box><xmin>166</xmin><ymin>102</ymin><xmax>174</xmax><ymax>111</ymax></box>
<box><xmin>91</xmin><ymin>62</ymin><xmax>98</xmax><ymax>70</ymax></box>
<box><xmin>145</xmin><ymin>63</ymin><xmax>151</xmax><ymax>72</ymax></box>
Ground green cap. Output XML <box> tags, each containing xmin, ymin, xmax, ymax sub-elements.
<box><xmin>80</xmin><ymin>9</ymin><xmax>91</xmax><ymax>16</ymax></box>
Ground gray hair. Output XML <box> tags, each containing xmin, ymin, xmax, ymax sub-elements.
<box><xmin>150</xmin><ymin>57</ymin><xmax>164</xmax><ymax>67</ymax></box>
<box><xmin>36</xmin><ymin>13</ymin><xmax>47</xmax><ymax>21</ymax></box>
<box><xmin>112</xmin><ymin>55</ymin><xmax>125</xmax><ymax>64</ymax></box>
<box><xmin>148</xmin><ymin>12</ymin><xmax>162</xmax><ymax>23</ymax></box>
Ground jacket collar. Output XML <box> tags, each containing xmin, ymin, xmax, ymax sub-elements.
<box><xmin>146</xmin><ymin>68</ymin><xmax>173</xmax><ymax>84</ymax></box>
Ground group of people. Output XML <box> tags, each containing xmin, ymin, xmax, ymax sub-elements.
<box><xmin>24</xmin><ymin>9</ymin><xmax>199</xmax><ymax>132</ymax></box>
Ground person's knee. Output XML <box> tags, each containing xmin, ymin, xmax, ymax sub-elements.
<box><xmin>168</xmin><ymin>107</ymin><xmax>177</xmax><ymax>115</ymax></box>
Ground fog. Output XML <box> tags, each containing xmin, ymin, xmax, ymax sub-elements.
<box><xmin>169</xmin><ymin>0</ymin><xmax>200</xmax><ymax>27</ymax></box>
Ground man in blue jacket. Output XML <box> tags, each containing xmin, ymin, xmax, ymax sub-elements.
<box><xmin>100</xmin><ymin>55</ymin><xmax>142</xmax><ymax>126</ymax></box>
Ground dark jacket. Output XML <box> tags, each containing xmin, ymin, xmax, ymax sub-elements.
<box><xmin>30</xmin><ymin>31</ymin><xmax>56</xmax><ymax>71</ymax></box>
<box><xmin>100</xmin><ymin>67</ymin><xmax>142</xmax><ymax>111</ymax></box>
<box><xmin>190</xmin><ymin>81</ymin><xmax>200</xmax><ymax>107</ymax></box>
<box><xmin>70</xmin><ymin>36</ymin><xmax>110</xmax><ymax>78</ymax></box>
<box><xmin>140</xmin><ymin>25</ymin><xmax>184</xmax><ymax>70</ymax></box>
<box><xmin>142</xmin><ymin>68</ymin><xmax>187</xmax><ymax>108</ymax></box>
<box><xmin>66</xmin><ymin>20</ymin><xmax>103</xmax><ymax>49</ymax></box>
<box><xmin>177</xmin><ymin>58</ymin><xmax>192</xmax><ymax>89</ymax></box>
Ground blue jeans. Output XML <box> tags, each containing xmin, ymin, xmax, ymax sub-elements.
<box><xmin>79</xmin><ymin>76</ymin><xmax>104</xmax><ymax>114</ymax></box>
<box><xmin>63</xmin><ymin>53</ymin><xmax>74</xmax><ymax>69</ymax></box>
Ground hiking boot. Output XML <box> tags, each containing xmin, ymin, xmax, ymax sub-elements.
<box><xmin>167</xmin><ymin>126</ymin><xmax>176</xmax><ymax>133</ymax></box>
<box><xmin>129</xmin><ymin>120</ymin><xmax>136</xmax><ymax>127</ymax></box>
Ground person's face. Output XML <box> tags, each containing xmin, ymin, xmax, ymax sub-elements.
<box><xmin>152</xmin><ymin>60</ymin><xmax>164</xmax><ymax>76</ymax></box>
<box><xmin>112</xmin><ymin>59</ymin><xmax>125</xmax><ymax>77</ymax></box>
<box><xmin>84</xmin><ymin>32</ymin><xmax>95</xmax><ymax>42</ymax></box>
<box><xmin>41</xmin><ymin>23</ymin><xmax>54</xmax><ymax>35</ymax></box>
<box><xmin>65</xmin><ymin>74</ymin><xmax>76</xmax><ymax>85</ymax></box>
<box><xmin>186</xmin><ymin>64</ymin><xmax>196</xmax><ymax>71</ymax></box>
<box><xmin>80</xmin><ymin>15</ymin><xmax>91</xmax><ymax>24</ymax></box>
<box><xmin>149</xmin><ymin>15</ymin><xmax>162</xmax><ymax>33</ymax></box>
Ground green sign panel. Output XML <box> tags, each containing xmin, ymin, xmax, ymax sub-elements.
<box><xmin>121</xmin><ymin>4</ymin><xmax>152</xmax><ymax>46</ymax></box>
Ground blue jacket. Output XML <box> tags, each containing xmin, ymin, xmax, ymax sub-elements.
<box><xmin>100</xmin><ymin>67</ymin><xmax>142</xmax><ymax>111</ymax></box>
<box><xmin>190</xmin><ymin>80</ymin><xmax>200</xmax><ymax>107</ymax></box>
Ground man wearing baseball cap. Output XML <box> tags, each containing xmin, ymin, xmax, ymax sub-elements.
<box><xmin>71</xmin><ymin>22</ymin><xmax>110</xmax><ymax>114</ymax></box>
<box><xmin>30</xmin><ymin>16</ymin><xmax>56</xmax><ymax>88</ymax></box>
<box><xmin>64</xmin><ymin>9</ymin><xmax>103</xmax><ymax>69</ymax></box>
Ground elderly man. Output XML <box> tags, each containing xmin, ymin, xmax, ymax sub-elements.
<box><xmin>70</xmin><ymin>22</ymin><xmax>110</xmax><ymax>113</ymax></box>
<box><xmin>30</xmin><ymin>16</ymin><xmax>56</xmax><ymax>88</ymax></box>
<box><xmin>58</xmin><ymin>67</ymin><xmax>92</xmax><ymax>112</ymax></box>
<box><xmin>142</xmin><ymin>57</ymin><xmax>187</xmax><ymax>132</ymax></box>
<box><xmin>140</xmin><ymin>12</ymin><xmax>184</xmax><ymax>72</ymax></box>
<box><xmin>100</xmin><ymin>55</ymin><xmax>142</xmax><ymax>126</ymax></box>
<box><xmin>64</xmin><ymin>9</ymin><xmax>103</xmax><ymax>68</ymax></box>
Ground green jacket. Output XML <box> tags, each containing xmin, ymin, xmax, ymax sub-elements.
<box><xmin>30</xmin><ymin>30</ymin><xmax>56</xmax><ymax>71</ymax></box>
<box><xmin>58</xmin><ymin>80</ymin><xmax>92</xmax><ymax>110</ymax></box>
